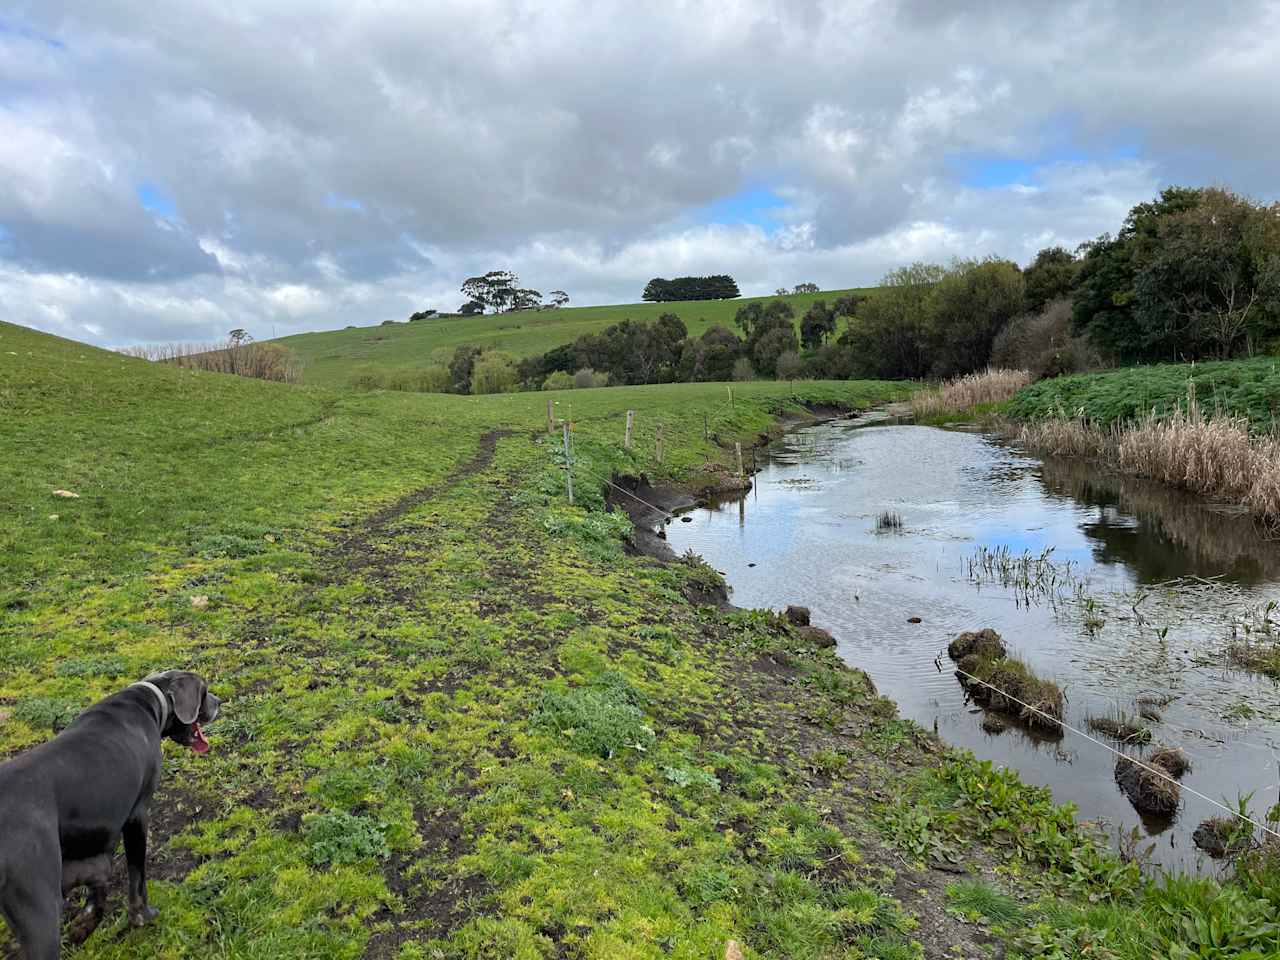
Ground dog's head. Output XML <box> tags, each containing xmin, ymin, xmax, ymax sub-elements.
<box><xmin>142</xmin><ymin>670</ymin><xmax>221</xmax><ymax>754</ymax></box>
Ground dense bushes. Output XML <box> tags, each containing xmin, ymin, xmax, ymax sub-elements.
<box><xmin>1073</xmin><ymin>187</ymin><xmax>1280</xmax><ymax>363</ymax></box>
<box><xmin>123</xmin><ymin>339</ymin><xmax>303</xmax><ymax>383</ymax></box>
<box><xmin>642</xmin><ymin>275</ymin><xmax>741</xmax><ymax>302</ymax></box>
<box><xmin>990</xmin><ymin>299</ymin><xmax>1098</xmax><ymax>379</ymax></box>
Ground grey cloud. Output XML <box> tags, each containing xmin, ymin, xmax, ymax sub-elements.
<box><xmin>2</xmin><ymin>0</ymin><xmax>1278</xmax><ymax>345</ymax></box>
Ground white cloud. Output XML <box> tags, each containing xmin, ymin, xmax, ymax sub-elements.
<box><xmin>1</xmin><ymin>0</ymin><xmax>1277</xmax><ymax>345</ymax></box>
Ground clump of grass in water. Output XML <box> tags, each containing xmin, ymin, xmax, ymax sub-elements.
<box><xmin>1114</xmin><ymin>746</ymin><xmax>1190</xmax><ymax>816</ymax></box>
<box><xmin>875</xmin><ymin>510</ymin><xmax>903</xmax><ymax>533</ymax></box>
<box><xmin>1087</xmin><ymin>712</ymin><xmax>1153</xmax><ymax>745</ymax></box>
<box><xmin>947</xmin><ymin>630</ymin><xmax>1064</xmax><ymax>733</ymax></box>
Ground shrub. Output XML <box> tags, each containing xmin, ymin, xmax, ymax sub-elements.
<box><xmin>732</xmin><ymin>357</ymin><xmax>754</xmax><ymax>381</ymax></box>
<box><xmin>775</xmin><ymin>351</ymin><xmax>805</xmax><ymax>381</ymax></box>
<box><xmin>990</xmin><ymin>299</ymin><xmax>1099</xmax><ymax>378</ymax></box>
<box><xmin>572</xmin><ymin>368</ymin><xmax>609</xmax><ymax>389</ymax></box>
<box><xmin>542</xmin><ymin>370</ymin><xmax>574</xmax><ymax>391</ymax></box>
<box><xmin>471</xmin><ymin>351</ymin><xmax>520</xmax><ymax>394</ymax></box>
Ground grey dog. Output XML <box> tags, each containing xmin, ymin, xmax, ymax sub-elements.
<box><xmin>0</xmin><ymin>670</ymin><xmax>220</xmax><ymax>958</ymax></box>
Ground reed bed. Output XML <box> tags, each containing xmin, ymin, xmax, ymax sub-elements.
<box><xmin>121</xmin><ymin>339</ymin><xmax>302</xmax><ymax>383</ymax></box>
<box><xmin>1009</xmin><ymin>381</ymin><xmax>1280</xmax><ymax>529</ymax></box>
<box><xmin>911</xmin><ymin>367</ymin><xmax>1033</xmax><ymax>419</ymax></box>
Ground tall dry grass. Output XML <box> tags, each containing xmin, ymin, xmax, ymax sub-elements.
<box><xmin>911</xmin><ymin>367</ymin><xmax>1033</xmax><ymax>419</ymax></box>
<box><xmin>121</xmin><ymin>339</ymin><xmax>302</xmax><ymax>383</ymax></box>
<box><xmin>1010</xmin><ymin>381</ymin><xmax>1280</xmax><ymax>528</ymax></box>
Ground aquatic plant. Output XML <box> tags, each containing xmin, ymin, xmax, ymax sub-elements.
<box><xmin>955</xmin><ymin>650</ymin><xmax>1065</xmax><ymax>734</ymax></box>
<box><xmin>874</xmin><ymin>509</ymin><xmax>903</xmax><ymax>533</ymax></box>
<box><xmin>947</xmin><ymin>628</ymin><xmax>1006</xmax><ymax>661</ymax></box>
<box><xmin>1087</xmin><ymin>713</ymin><xmax>1153</xmax><ymax>745</ymax></box>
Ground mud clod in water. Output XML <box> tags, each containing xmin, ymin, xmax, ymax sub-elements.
<box><xmin>1088</xmin><ymin>715</ymin><xmax>1153</xmax><ymax>745</ymax></box>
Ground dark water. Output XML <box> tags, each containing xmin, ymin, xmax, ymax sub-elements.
<box><xmin>665</xmin><ymin>418</ymin><xmax>1280</xmax><ymax>871</ymax></box>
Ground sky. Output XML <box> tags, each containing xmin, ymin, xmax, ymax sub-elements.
<box><xmin>2</xmin><ymin>1</ymin><xmax>1278</xmax><ymax>347</ymax></box>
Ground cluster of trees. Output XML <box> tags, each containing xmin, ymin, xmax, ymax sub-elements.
<box><xmin>453</xmin><ymin>270</ymin><xmax>569</xmax><ymax>315</ymax></box>
<box><xmin>641</xmin><ymin>275</ymin><xmax>741</xmax><ymax>302</ymax></box>
<box><xmin>1072</xmin><ymin>187</ymin><xmax>1280</xmax><ymax>363</ymax></box>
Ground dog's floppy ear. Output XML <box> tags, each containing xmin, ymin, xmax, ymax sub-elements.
<box><xmin>167</xmin><ymin>672</ymin><xmax>204</xmax><ymax>725</ymax></box>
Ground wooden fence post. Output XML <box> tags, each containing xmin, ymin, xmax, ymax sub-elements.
<box><xmin>703</xmin><ymin>413</ymin><xmax>709</xmax><ymax>441</ymax></box>
<box><xmin>547</xmin><ymin>398</ymin><xmax>555</xmax><ymax>435</ymax></box>
<box><xmin>624</xmin><ymin>409</ymin><xmax>634</xmax><ymax>451</ymax></box>
<box><xmin>655</xmin><ymin>423</ymin><xmax>664</xmax><ymax>464</ymax></box>
<box><xmin>562</xmin><ymin>421</ymin><xmax>574</xmax><ymax>505</ymax></box>
<box><xmin>728</xmin><ymin>385</ymin><xmax>734</xmax><ymax>413</ymax></box>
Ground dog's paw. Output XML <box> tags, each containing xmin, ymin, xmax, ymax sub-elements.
<box><xmin>128</xmin><ymin>904</ymin><xmax>160</xmax><ymax>927</ymax></box>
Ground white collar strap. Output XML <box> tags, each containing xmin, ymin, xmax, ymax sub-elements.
<box><xmin>129</xmin><ymin>680</ymin><xmax>169</xmax><ymax>729</ymax></box>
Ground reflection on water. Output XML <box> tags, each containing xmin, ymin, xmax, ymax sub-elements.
<box><xmin>665</xmin><ymin>420</ymin><xmax>1280</xmax><ymax>871</ymax></box>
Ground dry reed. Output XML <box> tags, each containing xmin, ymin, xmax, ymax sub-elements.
<box><xmin>121</xmin><ymin>339</ymin><xmax>302</xmax><ymax>383</ymax></box>
<box><xmin>1009</xmin><ymin>381</ymin><xmax>1280</xmax><ymax>528</ymax></box>
<box><xmin>911</xmin><ymin>367</ymin><xmax>1033</xmax><ymax>419</ymax></box>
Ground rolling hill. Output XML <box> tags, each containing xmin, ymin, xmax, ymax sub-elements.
<box><xmin>274</xmin><ymin>286</ymin><xmax>873</xmax><ymax>388</ymax></box>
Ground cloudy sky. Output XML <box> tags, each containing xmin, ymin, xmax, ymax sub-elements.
<box><xmin>3</xmin><ymin>1</ymin><xmax>1278</xmax><ymax>347</ymax></box>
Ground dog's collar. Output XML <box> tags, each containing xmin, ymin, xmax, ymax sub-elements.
<box><xmin>128</xmin><ymin>680</ymin><xmax>169</xmax><ymax>730</ymax></box>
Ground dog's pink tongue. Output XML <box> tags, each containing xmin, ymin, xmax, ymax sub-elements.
<box><xmin>190</xmin><ymin>722</ymin><xmax>210</xmax><ymax>755</ymax></box>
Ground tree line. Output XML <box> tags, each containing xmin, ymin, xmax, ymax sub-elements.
<box><xmin>642</xmin><ymin>275</ymin><xmax>741</xmax><ymax>302</ymax></box>
<box><xmin>369</xmin><ymin>185</ymin><xmax>1279</xmax><ymax>396</ymax></box>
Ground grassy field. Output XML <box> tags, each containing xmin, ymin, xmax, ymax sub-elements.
<box><xmin>273</xmin><ymin>288</ymin><xmax>871</xmax><ymax>389</ymax></box>
<box><xmin>4</xmin><ymin>319</ymin><xmax>1280</xmax><ymax>959</ymax></box>
<box><xmin>1004</xmin><ymin>358</ymin><xmax>1280</xmax><ymax>430</ymax></box>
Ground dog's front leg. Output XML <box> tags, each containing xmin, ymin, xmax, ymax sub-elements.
<box><xmin>123</xmin><ymin>815</ymin><xmax>159</xmax><ymax>927</ymax></box>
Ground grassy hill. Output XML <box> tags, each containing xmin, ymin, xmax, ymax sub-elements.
<box><xmin>276</xmin><ymin>287</ymin><xmax>872</xmax><ymax>389</ymax></box>
<box><xmin>3</xmin><ymin>319</ymin><xmax>1273</xmax><ymax>959</ymax></box>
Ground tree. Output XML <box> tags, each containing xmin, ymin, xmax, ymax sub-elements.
<box><xmin>840</xmin><ymin>263</ymin><xmax>944</xmax><ymax>379</ymax></box>
<box><xmin>926</xmin><ymin>258</ymin><xmax>1026</xmax><ymax>378</ymax></box>
<box><xmin>775</xmin><ymin>350</ymin><xmax>804</xmax><ymax>380</ymax></box>
<box><xmin>793</xmin><ymin>282</ymin><xmax>819</xmax><ymax>294</ymax></box>
<box><xmin>750</xmin><ymin>317</ymin><xmax>799</xmax><ymax>377</ymax></box>
<box><xmin>1134</xmin><ymin>189</ymin><xmax>1280</xmax><ymax>359</ymax></box>
<box><xmin>800</xmin><ymin>300</ymin><xmax>837</xmax><ymax>349</ymax></box>
<box><xmin>449</xmin><ymin>344</ymin><xmax>485</xmax><ymax>393</ymax></box>
<box><xmin>734</xmin><ymin>299</ymin><xmax>794</xmax><ymax>340</ymax></box>
<box><xmin>775</xmin><ymin>287</ymin><xmax>788</xmax><ymax>296</ymax></box>
<box><xmin>460</xmin><ymin>270</ymin><xmax>518</xmax><ymax>313</ymax></box>
<box><xmin>1072</xmin><ymin>186</ymin><xmax>1205</xmax><ymax>363</ymax></box>
<box><xmin>832</xmin><ymin>294</ymin><xmax>864</xmax><ymax>318</ymax></box>
<box><xmin>676</xmin><ymin>324</ymin><xmax>742</xmax><ymax>382</ymax></box>
<box><xmin>510</xmin><ymin>288</ymin><xmax>542</xmax><ymax>311</ymax></box>
<box><xmin>228</xmin><ymin>329</ymin><xmax>251</xmax><ymax>345</ymax></box>
<box><xmin>1023</xmin><ymin>247</ymin><xmax>1078</xmax><ymax>314</ymax></box>
<box><xmin>408</xmin><ymin>309</ymin><xmax>438</xmax><ymax>321</ymax></box>
<box><xmin>547</xmin><ymin>290</ymin><xmax>570</xmax><ymax>309</ymax></box>
<box><xmin>459</xmin><ymin>300</ymin><xmax>484</xmax><ymax>315</ymax></box>
<box><xmin>542</xmin><ymin>370</ymin><xmax>574</xmax><ymax>390</ymax></box>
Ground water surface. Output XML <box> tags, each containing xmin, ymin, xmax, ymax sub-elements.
<box><xmin>665</xmin><ymin>419</ymin><xmax>1280</xmax><ymax>870</ymax></box>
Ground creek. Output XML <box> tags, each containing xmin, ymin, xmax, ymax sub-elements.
<box><xmin>665</xmin><ymin>415</ymin><xmax>1280</xmax><ymax>870</ymax></box>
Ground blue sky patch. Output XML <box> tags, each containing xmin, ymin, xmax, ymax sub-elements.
<box><xmin>325</xmin><ymin>192</ymin><xmax>365</xmax><ymax>212</ymax></box>
<box><xmin>697</xmin><ymin>184</ymin><xmax>786</xmax><ymax>227</ymax></box>
<box><xmin>0</xmin><ymin>18</ymin><xmax>66</xmax><ymax>50</ymax></box>
<box><xmin>137</xmin><ymin>182</ymin><xmax>178</xmax><ymax>218</ymax></box>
